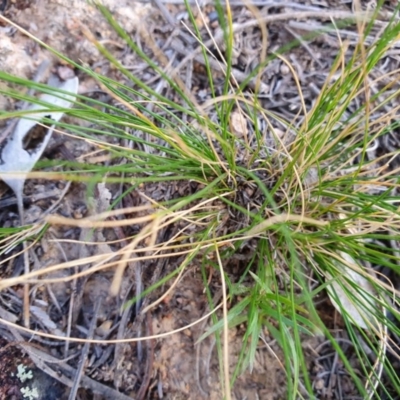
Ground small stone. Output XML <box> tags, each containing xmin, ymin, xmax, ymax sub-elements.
<box><xmin>280</xmin><ymin>64</ymin><xmax>290</xmax><ymax>75</ymax></box>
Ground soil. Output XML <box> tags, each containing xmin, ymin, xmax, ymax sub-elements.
<box><xmin>0</xmin><ymin>1</ymin><xmax>399</xmax><ymax>400</ymax></box>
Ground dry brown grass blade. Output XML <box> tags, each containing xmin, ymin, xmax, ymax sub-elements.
<box><xmin>248</xmin><ymin>213</ymin><xmax>328</xmax><ymax>236</ymax></box>
<box><xmin>110</xmin><ymin>216</ymin><xmax>161</xmax><ymax>296</ymax></box>
<box><xmin>214</xmin><ymin>240</ymin><xmax>231</xmax><ymax>400</ymax></box>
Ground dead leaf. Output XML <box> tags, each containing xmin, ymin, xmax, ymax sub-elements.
<box><xmin>30</xmin><ymin>305</ymin><xmax>65</xmax><ymax>337</ymax></box>
<box><xmin>230</xmin><ymin>110</ymin><xmax>248</xmax><ymax>138</ymax></box>
<box><xmin>0</xmin><ymin>76</ymin><xmax>79</xmax><ymax>210</ymax></box>
<box><xmin>326</xmin><ymin>251</ymin><xmax>378</xmax><ymax>330</ymax></box>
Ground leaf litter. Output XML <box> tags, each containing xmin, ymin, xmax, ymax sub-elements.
<box><xmin>0</xmin><ymin>1</ymin><xmax>400</xmax><ymax>399</ymax></box>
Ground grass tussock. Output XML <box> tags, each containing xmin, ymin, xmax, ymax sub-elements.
<box><xmin>1</xmin><ymin>1</ymin><xmax>400</xmax><ymax>398</ymax></box>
